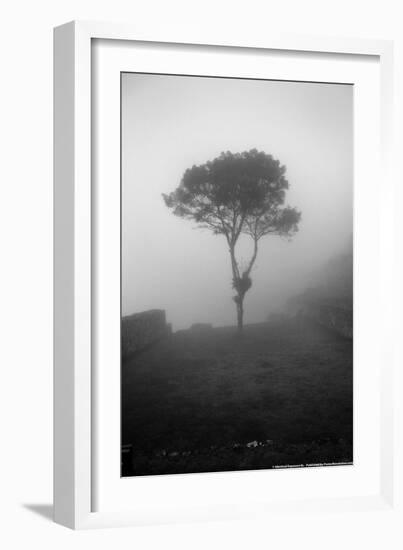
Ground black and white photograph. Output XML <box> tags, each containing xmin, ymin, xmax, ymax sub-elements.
<box><xmin>1</xmin><ymin>0</ymin><xmax>399</xmax><ymax>542</ymax></box>
<box><xmin>121</xmin><ymin>72</ymin><xmax>353</xmax><ymax>477</ymax></box>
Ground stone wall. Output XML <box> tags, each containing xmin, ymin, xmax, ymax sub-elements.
<box><xmin>287</xmin><ymin>247</ymin><xmax>353</xmax><ymax>339</ymax></box>
<box><xmin>122</xmin><ymin>309</ymin><xmax>170</xmax><ymax>359</ymax></box>
<box><xmin>301</xmin><ymin>302</ymin><xmax>353</xmax><ymax>339</ymax></box>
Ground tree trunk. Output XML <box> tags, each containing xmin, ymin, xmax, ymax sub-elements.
<box><xmin>236</xmin><ymin>296</ymin><xmax>244</xmax><ymax>332</ymax></box>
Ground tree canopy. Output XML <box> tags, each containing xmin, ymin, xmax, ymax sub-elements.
<box><xmin>163</xmin><ymin>149</ymin><xmax>300</xmax><ymax>242</ymax></box>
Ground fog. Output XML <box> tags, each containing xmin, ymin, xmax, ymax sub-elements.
<box><xmin>122</xmin><ymin>73</ymin><xmax>352</xmax><ymax>331</ymax></box>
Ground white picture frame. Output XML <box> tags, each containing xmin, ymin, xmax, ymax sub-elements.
<box><xmin>54</xmin><ymin>20</ymin><xmax>397</xmax><ymax>529</ymax></box>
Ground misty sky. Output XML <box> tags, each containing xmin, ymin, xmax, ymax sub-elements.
<box><xmin>122</xmin><ymin>73</ymin><xmax>353</xmax><ymax>330</ymax></box>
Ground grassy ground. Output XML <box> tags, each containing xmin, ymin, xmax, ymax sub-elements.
<box><xmin>121</xmin><ymin>318</ymin><xmax>353</xmax><ymax>476</ymax></box>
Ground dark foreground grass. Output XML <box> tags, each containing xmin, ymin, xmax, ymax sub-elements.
<box><xmin>121</xmin><ymin>318</ymin><xmax>353</xmax><ymax>476</ymax></box>
<box><xmin>124</xmin><ymin>439</ymin><xmax>352</xmax><ymax>476</ymax></box>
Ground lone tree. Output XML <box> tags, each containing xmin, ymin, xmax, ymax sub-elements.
<box><xmin>163</xmin><ymin>149</ymin><xmax>301</xmax><ymax>331</ymax></box>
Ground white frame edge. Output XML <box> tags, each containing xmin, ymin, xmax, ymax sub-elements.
<box><xmin>54</xmin><ymin>21</ymin><xmax>92</xmax><ymax>529</ymax></box>
<box><xmin>53</xmin><ymin>20</ymin><xmax>395</xmax><ymax>529</ymax></box>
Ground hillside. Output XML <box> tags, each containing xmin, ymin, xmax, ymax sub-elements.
<box><xmin>122</xmin><ymin>318</ymin><xmax>352</xmax><ymax>476</ymax></box>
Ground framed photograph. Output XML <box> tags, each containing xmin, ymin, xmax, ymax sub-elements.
<box><xmin>54</xmin><ymin>21</ymin><xmax>396</xmax><ymax>529</ymax></box>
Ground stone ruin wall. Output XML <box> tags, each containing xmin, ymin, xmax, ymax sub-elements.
<box><xmin>122</xmin><ymin>309</ymin><xmax>171</xmax><ymax>359</ymax></box>
<box><xmin>302</xmin><ymin>302</ymin><xmax>353</xmax><ymax>339</ymax></box>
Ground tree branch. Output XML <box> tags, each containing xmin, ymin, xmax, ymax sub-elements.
<box><xmin>244</xmin><ymin>237</ymin><xmax>259</xmax><ymax>277</ymax></box>
<box><xmin>229</xmin><ymin>245</ymin><xmax>240</xmax><ymax>280</ymax></box>
<box><xmin>232</xmin><ymin>212</ymin><xmax>246</xmax><ymax>246</ymax></box>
